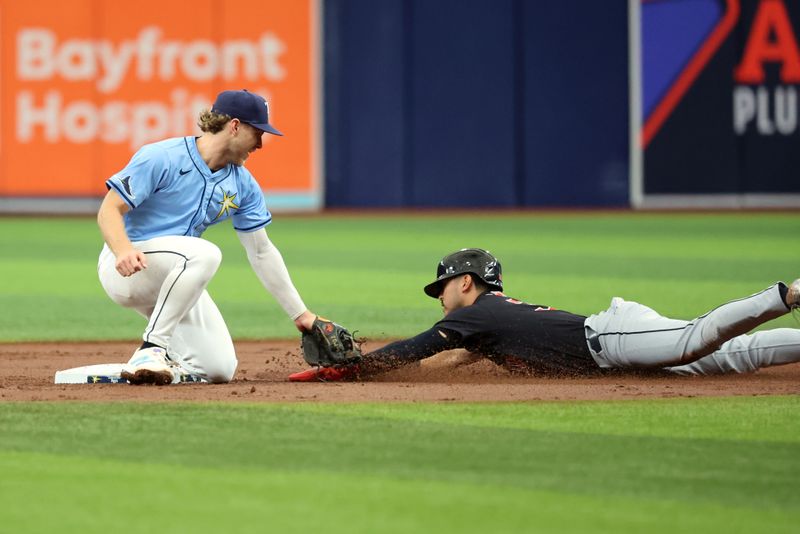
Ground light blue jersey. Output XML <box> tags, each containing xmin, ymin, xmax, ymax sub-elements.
<box><xmin>106</xmin><ymin>137</ymin><xmax>272</xmax><ymax>241</ymax></box>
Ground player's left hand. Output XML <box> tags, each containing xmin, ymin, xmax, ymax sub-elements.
<box><xmin>293</xmin><ymin>310</ymin><xmax>317</xmax><ymax>332</ymax></box>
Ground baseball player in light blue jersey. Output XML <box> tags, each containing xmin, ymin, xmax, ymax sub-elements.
<box><xmin>97</xmin><ymin>89</ymin><xmax>318</xmax><ymax>385</ymax></box>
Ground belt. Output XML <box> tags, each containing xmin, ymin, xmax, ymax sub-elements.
<box><xmin>585</xmin><ymin>326</ymin><xmax>603</xmax><ymax>354</ymax></box>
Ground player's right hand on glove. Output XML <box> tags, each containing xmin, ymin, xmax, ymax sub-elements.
<box><xmin>301</xmin><ymin>317</ymin><xmax>362</xmax><ymax>367</ymax></box>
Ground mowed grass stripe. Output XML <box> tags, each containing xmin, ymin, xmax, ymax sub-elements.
<box><xmin>1</xmin><ymin>401</ymin><xmax>798</xmax><ymax>511</ymax></box>
<box><xmin>289</xmin><ymin>396</ymin><xmax>800</xmax><ymax>442</ymax></box>
<box><xmin>2</xmin><ymin>451</ymin><xmax>795</xmax><ymax>534</ymax></box>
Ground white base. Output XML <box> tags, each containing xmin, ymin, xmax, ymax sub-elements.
<box><xmin>55</xmin><ymin>364</ymin><xmax>132</xmax><ymax>384</ymax></box>
<box><xmin>54</xmin><ymin>363</ymin><xmax>208</xmax><ymax>384</ymax></box>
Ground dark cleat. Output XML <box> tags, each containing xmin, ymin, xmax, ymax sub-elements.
<box><xmin>121</xmin><ymin>368</ymin><xmax>173</xmax><ymax>386</ymax></box>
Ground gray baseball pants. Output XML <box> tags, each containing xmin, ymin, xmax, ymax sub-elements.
<box><xmin>584</xmin><ymin>284</ymin><xmax>800</xmax><ymax>375</ymax></box>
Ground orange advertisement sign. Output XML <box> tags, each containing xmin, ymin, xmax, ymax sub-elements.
<box><xmin>0</xmin><ymin>0</ymin><xmax>319</xmax><ymax>208</ymax></box>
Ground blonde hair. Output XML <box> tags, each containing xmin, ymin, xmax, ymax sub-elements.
<box><xmin>197</xmin><ymin>109</ymin><xmax>233</xmax><ymax>133</ymax></box>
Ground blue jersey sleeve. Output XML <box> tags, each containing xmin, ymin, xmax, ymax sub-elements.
<box><xmin>106</xmin><ymin>144</ymin><xmax>170</xmax><ymax>209</ymax></box>
<box><xmin>232</xmin><ymin>171</ymin><xmax>272</xmax><ymax>232</ymax></box>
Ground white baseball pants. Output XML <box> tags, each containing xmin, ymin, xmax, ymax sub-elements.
<box><xmin>584</xmin><ymin>284</ymin><xmax>800</xmax><ymax>375</ymax></box>
<box><xmin>98</xmin><ymin>236</ymin><xmax>237</xmax><ymax>383</ymax></box>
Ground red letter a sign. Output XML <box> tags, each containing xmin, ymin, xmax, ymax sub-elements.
<box><xmin>735</xmin><ymin>0</ymin><xmax>800</xmax><ymax>83</ymax></box>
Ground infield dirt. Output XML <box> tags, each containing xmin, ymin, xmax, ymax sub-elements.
<box><xmin>1</xmin><ymin>340</ymin><xmax>798</xmax><ymax>402</ymax></box>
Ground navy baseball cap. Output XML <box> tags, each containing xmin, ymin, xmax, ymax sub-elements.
<box><xmin>211</xmin><ymin>89</ymin><xmax>283</xmax><ymax>136</ymax></box>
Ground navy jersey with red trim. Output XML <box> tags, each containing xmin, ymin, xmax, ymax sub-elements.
<box><xmin>435</xmin><ymin>291</ymin><xmax>595</xmax><ymax>374</ymax></box>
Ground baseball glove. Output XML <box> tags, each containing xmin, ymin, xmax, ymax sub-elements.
<box><xmin>301</xmin><ymin>317</ymin><xmax>362</xmax><ymax>367</ymax></box>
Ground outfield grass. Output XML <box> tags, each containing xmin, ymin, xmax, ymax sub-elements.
<box><xmin>0</xmin><ymin>213</ymin><xmax>798</xmax><ymax>341</ymax></box>
<box><xmin>0</xmin><ymin>397</ymin><xmax>798</xmax><ymax>533</ymax></box>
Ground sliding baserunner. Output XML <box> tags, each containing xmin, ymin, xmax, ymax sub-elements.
<box><xmin>290</xmin><ymin>248</ymin><xmax>800</xmax><ymax>381</ymax></box>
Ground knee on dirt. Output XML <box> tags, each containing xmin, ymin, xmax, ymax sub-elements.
<box><xmin>200</xmin><ymin>357</ymin><xmax>238</xmax><ymax>384</ymax></box>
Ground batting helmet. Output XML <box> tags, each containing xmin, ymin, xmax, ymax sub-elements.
<box><xmin>423</xmin><ymin>248</ymin><xmax>503</xmax><ymax>298</ymax></box>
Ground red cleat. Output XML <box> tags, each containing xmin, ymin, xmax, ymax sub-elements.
<box><xmin>288</xmin><ymin>366</ymin><xmax>357</xmax><ymax>382</ymax></box>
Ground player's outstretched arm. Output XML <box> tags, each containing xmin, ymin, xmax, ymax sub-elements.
<box><xmin>356</xmin><ymin>327</ymin><xmax>464</xmax><ymax>375</ymax></box>
<box><xmin>236</xmin><ymin>229</ymin><xmax>311</xmax><ymax>321</ymax></box>
<box><xmin>97</xmin><ymin>190</ymin><xmax>147</xmax><ymax>277</ymax></box>
<box><xmin>288</xmin><ymin>326</ymin><xmax>462</xmax><ymax>382</ymax></box>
